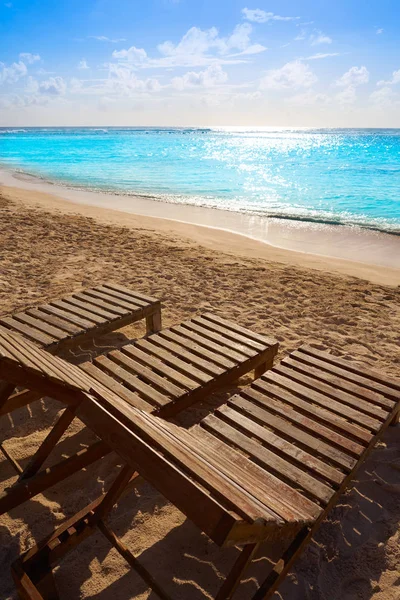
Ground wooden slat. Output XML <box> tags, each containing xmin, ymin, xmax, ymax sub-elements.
<box><xmin>97</xmin><ymin>285</ymin><xmax>149</xmax><ymax>308</ymax></box>
<box><xmin>93</xmin><ymin>355</ymin><xmax>170</xmax><ymax>408</ymax></box>
<box><xmin>255</xmin><ymin>376</ymin><xmax>373</xmax><ymax>444</ymax></box>
<box><xmin>108</xmin><ymin>349</ymin><xmax>186</xmax><ymax>398</ymax></box>
<box><xmin>27</xmin><ymin>308</ymin><xmax>82</xmax><ymax>335</ymax></box>
<box><xmin>121</xmin><ymin>344</ymin><xmax>199</xmax><ymax>391</ymax></box>
<box><xmin>232</xmin><ymin>391</ymin><xmax>360</xmax><ymax>468</ymax></box>
<box><xmin>203</xmin><ymin>313</ymin><xmax>278</xmax><ymax>347</ymax></box>
<box><xmin>298</xmin><ymin>346</ymin><xmax>400</xmax><ymax>401</ymax></box>
<box><xmin>0</xmin><ymin>316</ymin><xmax>55</xmax><ymax>347</ymax></box>
<box><xmin>193</xmin><ymin>315</ymin><xmax>267</xmax><ymax>352</ymax></box>
<box><xmin>181</xmin><ymin>321</ymin><xmax>255</xmax><ymax>359</ymax></box>
<box><xmin>80</xmin><ymin>362</ymin><xmax>154</xmax><ymax>413</ymax></box>
<box><xmin>68</xmin><ymin>294</ymin><xmax>121</xmax><ymax>319</ymax></box>
<box><xmin>39</xmin><ymin>303</ymin><xmax>94</xmax><ymax>330</ymax></box>
<box><xmin>135</xmin><ymin>337</ymin><xmax>211</xmax><ymax>385</ymax></box>
<box><xmin>158</xmin><ymin>329</ymin><xmax>234</xmax><ymax>371</ymax></box>
<box><xmin>171</xmin><ymin>324</ymin><xmax>245</xmax><ymax>364</ymax></box>
<box><xmin>103</xmin><ymin>282</ymin><xmax>159</xmax><ymax>305</ymax></box>
<box><xmin>76</xmin><ymin>291</ymin><xmax>130</xmax><ymax>316</ymax></box>
<box><xmin>91</xmin><ymin>287</ymin><xmax>145</xmax><ymax>311</ymax></box>
<box><xmin>282</xmin><ymin>355</ymin><xmax>393</xmax><ymax>414</ymax></box>
<box><xmin>212</xmin><ymin>405</ymin><xmax>345</xmax><ymax>487</ymax></box>
<box><xmin>13</xmin><ymin>313</ymin><xmax>67</xmax><ymax>341</ymax></box>
<box><xmin>194</xmin><ymin>426</ymin><xmax>324</xmax><ymax>520</ymax></box>
<box><xmin>200</xmin><ymin>415</ymin><xmax>334</xmax><ymax>505</ymax></box>
<box><xmin>269</xmin><ymin>366</ymin><xmax>384</xmax><ymax>431</ymax></box>
<box><xmin>50</xmin><ymin>299</ymin><xmax>104</xmax><ymax>325</ymax></box>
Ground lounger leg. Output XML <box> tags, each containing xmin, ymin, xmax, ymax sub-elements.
<box><xmin>252</xmin><ymin>527</ymin><xmax>310</xmax><ymax>600</ymax></box>
<box><xmin>215</xmin><ymin>543</ymin><xmax>260</xmax><ymax>600</ymax></box>
<box><xmin>146</xmin><ymin>308</ymin><xmax>162</xmax><ymax>335</ymax></box>
<box><xmin>390</xmin><ymin>410</ymin><xmax>399</xmax><ymax>426</ymax></box>
<box><xmin>0</xmin><ymin>382</ymin><xmax>16</xmax><ymax>410</ymax></box>
<box><xmin>19</xmin><ymin>408</ymin><xmax>77</xmax><ymax>481</ymax></box>
<box><xmin>254</xmin><ymin>356</ymin><xmax>274</xmax><ymax>379</ymax></box>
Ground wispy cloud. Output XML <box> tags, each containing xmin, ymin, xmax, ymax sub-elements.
<box><xmin>310</xmin><ymin>31</ymin><xmax>332</xmax><ymax>45</ymax></box>
<box><xmin>336</xmin><ymin>66</ymin><xmax>369</xmax><ymax>87</ymax></box>
<box><xmin>242</xmin><ymin>8</ymin><xmax>300</xmax><ymax>23</ymax></box>
<box><xmin>260</xmin><ymin>60</ymin><xmax>317</xmax><ymax>90</ymax></box>
<box><xmin>113</xmin><ymin>24</ymin><xmax>266</xmax><ymax>69</ymax></box>
<box><xmin>89</xmin><ymin>36</ymin><xmax>126</xmax><ymax>43</ymax></box>
<box><xmin>377</xmin><ymin>69</ymin><xmax>400</xmax><ymax>86</ymax></box>
<box><xmin>78</xmin><ymin>59</ymin><xmax>89</xmax><ymax>70</ymax></box>
<box><xmin>376</xmin><ymin>28</ymin><xmax>384</xmax><ymax>35</ymax></box>
<box><xmin>19</xmin><ymin>52</ymin><xmax>41</xmax><ymax>64</ymax></box>
<box><xmin>306</xmin><ymin>52</ymin><xmax>340</xmax><ymax>60</ymax></box>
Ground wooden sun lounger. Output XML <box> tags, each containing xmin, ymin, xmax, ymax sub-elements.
<box><xmin>0</xmin><ymin>329</ymin><xmax>398</xmax><ymax>599</ymax></box>
<box><xmin>0</xmin><ymin>314</ymin><xmax>278</xmax><ymax>516</ymax></box>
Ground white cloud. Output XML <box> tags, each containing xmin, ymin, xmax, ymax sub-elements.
<box><xmin>310</xmin><ymin>31</ymin><xmax>332</xmax><ymax>45</ymax></box>
<box><xmin>242</xmin><ymin>8</ymin><xmax>299</xmax><ymax>23</ymax></box>
<box><xmin>112</xmin><ymin>46</ymin><xmax>148</xmax><ymax>64</ymax></box>
<box><xmin>376</xmin><ymin>28</ymin><xmax>384</xmax><ymax>35</ymax></box>
<box><xmin>171</xmin><ymin>63</ymin><xmax>228</xmax><ymax>90</ymax></box>
<box><xmin>38</xmin><ymin>76</ymin><xmax>67</xmax><ymax>96</ymax></box>
<box><xmin>89</xmin><ymin>36</ymin><xmax>126</xmax><ymax>43</ymax></box>
<box><xmin>294</xmin><ymin>29</ymin><xmax>307</xmax><ymax>41</ymax></box>
<box><xmin>112</xmin><ymin>24</ymin><xmax>265</xmax><ymax>69</ymax></box>
<box><xmin>78</xmin><ymin>59</ymin><xmax>89</xmax><ymax>70</ymax></box>
<box><xmin>377</xmin><ymin>69</ymin><xmax>400</xmax><ymax>86</ymax></box>
<box><xmin>107</xmin><ymin>64</ymin><xmax>161</xmax><ymax>94</ymax></box>
<box><xmin>19</xmin><ymin>53</ymin><xmax>40</xmax><ymax>64</ymax></box>
<box><xmin>370</xmin><ymin>86</ymin><xmax>398</xmax><ymax>109</ymax></box>
<box><xmin>336</xmin><ymin>66</ymin><xmax>369</xmax><ymax>87</ymax></box>
<box><xmin>0</xmin><ymin>61</ymin><xmax>27</xmax><ymax>85</ymax></box>
<box><xmin>260</xmin><ymin>60</ymin><xmax>317</xmax><ymax>90</ymax></box>
<box><xmin>286</xmin><ymin>90</ymin><xmax>330</xmax><ymax>106</ymax></box>
<box><xmin>306</xmin><ymin>52</ymin><xmax>340</xmax><ymax>60</ymax></box>
<box><xmin>336</xmin><ymin>86</ymin><xmax>356</xmax><ymax>106</ymax></box>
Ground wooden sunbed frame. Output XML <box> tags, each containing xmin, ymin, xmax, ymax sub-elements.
<box><xmin>0</xmin><ymin>312</ymin><xmax>278</xmax><ymax>516</ymax></box>
<box><xmin>0</xmin><ymin>328</ymin><xmax>398</xmax><ymax>600</ymax></box>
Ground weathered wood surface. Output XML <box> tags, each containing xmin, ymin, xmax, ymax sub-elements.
<box><xmin>0</xmin><ymin>283</ymin><xmax>162</xmax><ymax>354</ymax></box>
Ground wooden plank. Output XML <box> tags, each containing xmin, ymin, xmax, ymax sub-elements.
<box><xmin>199</xmin><ymin>416</ymin><xmax>334</xmax><ymax>506</ymax></box>
<box><xmin>203</xmin><ymin>313</ymin><xmax>278</xmax><ymax>348</ymax></box>
<box><xmin>181</xmin><ymin>321</ymin><xmax>256</xmax><ymax>358</ymax></box>
<box><xmin>298</xmin><ymin>346</ymin><xmax>400</xmax><ymax>400</ymax></box>
<box><xmin>68</xmin><ymin>295</ymin><xmax>121</xmax><ymax>320</ymax></box>
<box><xmin>80</xmin><ymin>362</ymin><xmax>154</xmax><ymax>413</ymax></box>
<box><xmin>39</xmin><ymin>303</ymin><xmax>94</xmax><ymax>330</ymax></box>
<box><xmin>136</xmin><ymin>337</ymin><xmax>211</xmax><ymax>384</ymax></box>
<box><xmin>193</xmin><ymin>315</ymin><xmax>267</xmax><ymax>352</ymax></box>
<box><xmin>255</xmin><ymin>376</ymin><xmax>373</xmax><ymax>444</ymax></box>
<box><xmin>76</xmin><ymin>291</ymin><xmax>130</xmax><ymax>316</ymax></box>
<box><xmin>50</xmin><ymin>299</ymin><xmax>104</xmax><ymax>325</ymax></box>
<box><xmin>269</xmin><ymin>366</ymin><xmax>384</xmax><ymax>431</ymax></box>
<box><xmin>171</xmin><ymin>324</ymin><xmax>245</xmax><ymax>364</ymax></box>
<box><xmin>27</xmin><ymin>308</ymin><xmax>82</xmax><ymax>336</ymax></box>
<box><xmin>93</xmin><ymin>355</ymin><xmax>171</xmax><ymax>408</ymax></box>
<box><xmin>158</xmin><ymin>329</ymin><xmax>234</xmax><ymax>371</ymax></box>
<box><xmin>87</xmin><ymin>288</ymin><xmax>144</xmax><ymax>311</ymax></box>
<box><xmin>121</xmin><ymin>344</ymin><xmax>199</xmax><ymax>390</ymax></box>
<box><xmin>282</xmin><ymin>355</ymin><xmax>394</xmax><ymax>413</ymax></box>
<box><xmin>108</xmin><ymin>349</ymin><xmax>186</xmax><ymax>398</ymax></box>
<box><xmin>194</xmin><ymin>425</ymin><xmax>324</xmax><ymax>519</ymax></box>
<box><xmin>96</xmin><ymin>285</ymin><xmax>149</xmax><ymax>308</ymax></box>
<box><xmin>213</xmin><ymin>405</ymin><xmax>345</xmax><ymax>487</ymax></box>
<box><xmin>0</xmin><ymin>316</ymin><xmax>55</xmax><ymax>347</ymax></box>
<box><xmin>232</xmin><ymin>392</ymin><xmax>360</xmax><ymax>468</ymax></box>
<box><xmin>103</xmin><ymin>282</ymin><xmax>159</xmax><ymax>305</ymax></box>
<box><xmin>13</xmin><ymin>313</ymin><xmax>67</xmax><ymax>341</ymax></box>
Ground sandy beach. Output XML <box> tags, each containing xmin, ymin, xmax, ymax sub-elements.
<box><xmin>1</xmin><ymin>183</ymin><xmax>400</xmax><ymax>600</ymax></box>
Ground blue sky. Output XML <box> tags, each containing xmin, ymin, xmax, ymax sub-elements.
<box><xmin>1</xmin><ymin>0</ymin><xmax>399</xmax><ymax>126</ymax></box>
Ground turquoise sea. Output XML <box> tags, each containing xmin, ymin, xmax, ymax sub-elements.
<box><xmin>1</xmin><ymin>127</ymin><xmax>399</xmax><ymax>234</ymax></box>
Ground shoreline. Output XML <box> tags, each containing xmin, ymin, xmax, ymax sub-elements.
<box><xmin>1</xmin><ymin>182</ymin><xmax>399</xmax><ymax>287</ymax></box>
<box><xmin>1</xmin><ymin>166</ymin><xmax>399</xmax><ymax>273</ymax></box>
